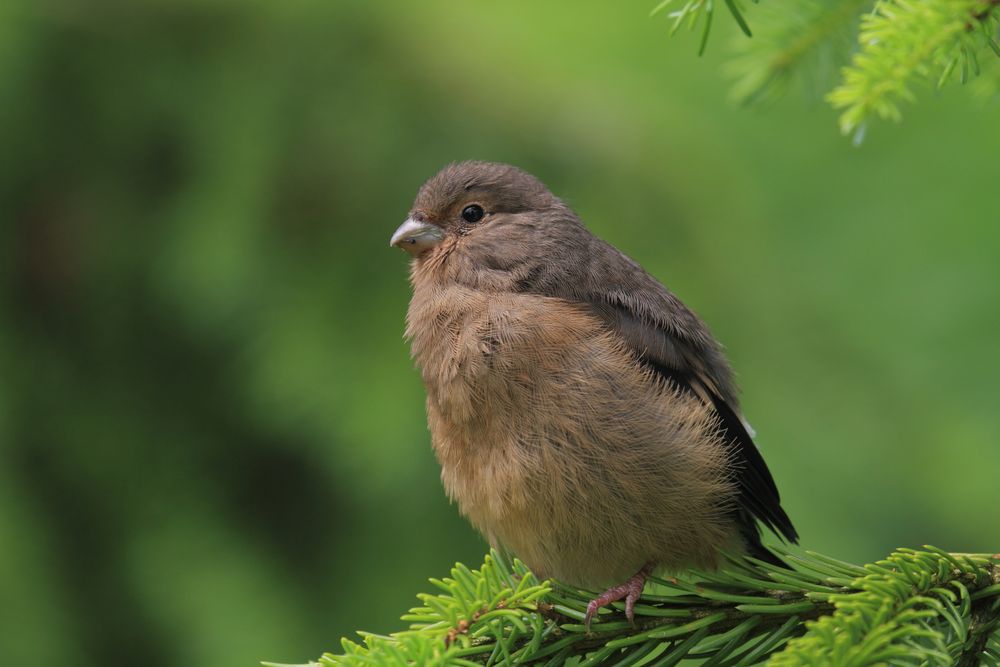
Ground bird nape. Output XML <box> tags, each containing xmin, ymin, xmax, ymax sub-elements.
<box><xmin>391</xmin><ymin>160</ymin><xmax>798</xmax><ymax>630</ymax></box>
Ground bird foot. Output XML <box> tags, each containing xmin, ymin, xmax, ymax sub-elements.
<box><xmin>584</xmin><ymin>564</ymin><xmax>652</xmax><ymax>632</ymax></box>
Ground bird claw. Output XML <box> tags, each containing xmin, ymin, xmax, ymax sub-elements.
<box><xmin>583</xmin><ymin>564</ymin><xmax>652</xmax><ymax>632</ymax></box>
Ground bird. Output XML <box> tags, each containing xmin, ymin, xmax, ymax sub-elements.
<box><xmin>390</xmin><ymin>161</ymin><xmax>798</xmax><ymax>629</ymax></box>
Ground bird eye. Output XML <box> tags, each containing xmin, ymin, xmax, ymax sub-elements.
<box><xmin>461</xmin><ymin>204</ymin><xmax>485</xmax><ymax>223</ymax></box>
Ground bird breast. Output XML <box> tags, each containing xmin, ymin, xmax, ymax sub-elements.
<box><xmin>406</xmin><ymin>285</ymin><xmax>740</xmax><ymax>588</ymax></box>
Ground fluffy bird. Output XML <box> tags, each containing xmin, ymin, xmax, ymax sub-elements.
<box><xmin>391</xmin><ymin>161</ymin><xmax>797</xmax><ymax>628</ymax></box>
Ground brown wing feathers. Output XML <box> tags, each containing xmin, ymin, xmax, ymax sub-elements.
<box><xmin>566</xmin><ymin>243</ymin><xmax>799</xmax><ymax>555</ymax></box>
<box><xmin>512</xmin><ymin>243</ymin><xmax>799</xmax><ymax>554</ymax></box>
<box><xmin>638</xmin><ymin>359</ymin><xmax>798</xmax><ymax>547</ymax></box>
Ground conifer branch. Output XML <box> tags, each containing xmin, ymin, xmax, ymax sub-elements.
<box><xmin>726</xmin><ymin>0</ymin><xmax>870</xmax><ymax>106</ymax></box>
<box><xmin>274</xmin><ymin>546</ymin><xmax>1000</xmax><ymax>666</ymax></box>
<box><xmin>653</xmin><ymin>0</ymin><xmax>1000</xmax><ymax>136</ymax></box>
<box><xmin>827</xmin><ymin>0</ymin><xmax>1000</xmax><ymax>137</ymax></box>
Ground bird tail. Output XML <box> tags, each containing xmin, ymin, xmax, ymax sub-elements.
<box><xmin>738</xmin><ymin>513</ymin><xmax>792</xmax><ymax>569</ymax></box>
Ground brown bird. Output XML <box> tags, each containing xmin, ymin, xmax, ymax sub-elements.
<box><xmin>391</xmin><ymin>161</ymin><xmax>797</xmax><ymax>628</ymax></box>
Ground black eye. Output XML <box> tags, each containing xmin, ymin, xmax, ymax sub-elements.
<box><xmin>461</xmin><ymin>204</ymin><xmax>484</xmax><ymax>223</ymax></box>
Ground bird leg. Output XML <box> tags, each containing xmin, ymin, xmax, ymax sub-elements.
<box><xmin>584</xmin><ymin>563</ymin><xmax>653</xmax><ymax>631</ymax></box>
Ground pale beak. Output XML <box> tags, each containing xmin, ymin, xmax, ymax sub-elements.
<box><xmin>390</xmin><ymin>218</ymin><xmax>444</xmax><ymax>255</ymax></box>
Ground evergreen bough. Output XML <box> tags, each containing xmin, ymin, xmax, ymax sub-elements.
<box><xmin>275</xmin><ymin>546</ymin><xmax>1000</xmax><ymax>666</ymax></box>
<box><xmin>652</xmin><ymin>0</ymin><xmax>1000</xmax><ymax>138</ymax></box>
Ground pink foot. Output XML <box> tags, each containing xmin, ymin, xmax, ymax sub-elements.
<box><xmin>584</xmin><ymin>564</ymin><xmax>652</xmax><ymax>631</ymax></box>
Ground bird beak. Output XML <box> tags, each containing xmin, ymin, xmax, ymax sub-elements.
<box><xmin>390</xmin><ymin>218</ymin><xmax>444</xmax><ymax>255</ymax></box>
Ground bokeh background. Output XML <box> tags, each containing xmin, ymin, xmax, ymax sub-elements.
<box><xmin>2</xmin><ymin>1</ymin><xmax>999</xmax><ymax>665</ymax></box>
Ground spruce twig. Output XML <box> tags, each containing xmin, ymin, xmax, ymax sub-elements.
<box><xmin>828</xmin><ymin>0</ymin><xmax>1000</xmax><ymax>137</ymax></box>
<box><xmin>275</xmin><ymin>546</ymin><xmax>1000</xmax><ymax>666</ymax></box>
<box><xmin>653</xmin><ymin>0</ymin><xmax>1000</xmax><ymax>136</ymax></box>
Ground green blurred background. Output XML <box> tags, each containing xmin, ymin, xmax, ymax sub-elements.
<box><xmin>2</xmin><ymin>1</ymin><xmax>998</xmax><ymax>665</ymax></box>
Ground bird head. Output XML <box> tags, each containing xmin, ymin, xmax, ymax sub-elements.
<box><xmin>390</xmin><ymin>162</ymin><xmax>588</xmax><ymax>291</ymax></box>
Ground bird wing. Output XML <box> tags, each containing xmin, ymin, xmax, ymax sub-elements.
<box><xmin>566</xmin><ymin>239</ymin><xmax>799</xmax><ymax>546</ymax></box>
<box><xmin>636</xmin><ymin>357</ymin><xmax>799</xmax><ymax>546</ymax></box>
